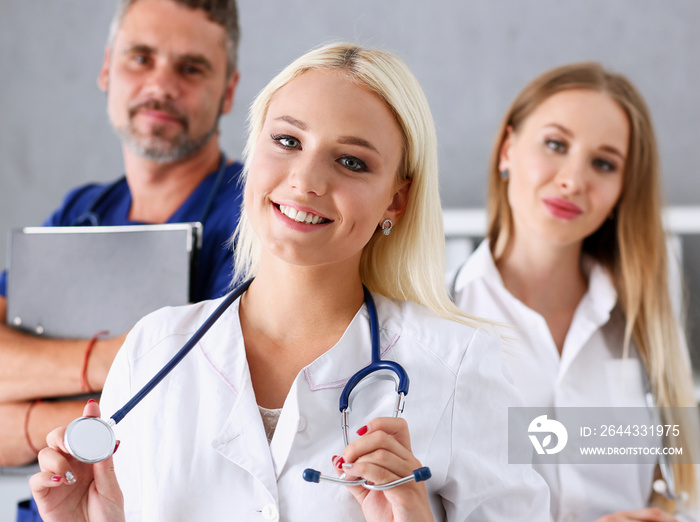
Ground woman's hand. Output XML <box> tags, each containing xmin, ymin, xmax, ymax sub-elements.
<box><xmin>334</xmin><ymin>417</ymin><xmax>434</xmax><ymax>522</ymax></box>
<box><xmin>595</xmin><ymin>507</ymin><xmax>678</xmax><ymax>521</ymax></box>
<box><xmin>29</xmin><ymin>400</ymin><xmax>125</xmax><ymax>522</ymax></box>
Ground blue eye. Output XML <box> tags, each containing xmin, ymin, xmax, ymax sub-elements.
<box><xmin>545</xmin><ymin>139</ymin><xmax>567</xmax><ymax>153</ymax></box>
<box><xmin>272</xmin><ymin>135</ymin><xmax>301</xmax><ymax>149</ymax></box>
<box><xmin>182</xmin><ymin>64</ymin><xmax>204</xmax><ymax>76</ymax></box>
<box><xmin>592</xmin><ymin>158</ymin><xmax>617</xmax><ymax>173</ymax></box>
<box><xmin>338</xmin><ymin>156</ymin><xmax>367</xmax><ymax>172</ymax></box>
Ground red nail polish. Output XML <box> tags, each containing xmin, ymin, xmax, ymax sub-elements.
<box><xmin>51</xmin><ymin>475</ymin><xmax>62</xmax><ymax>482</ymax></box>
<box><xmin>356</xmin><ymin>425</ymin><xmax>368</xmax><ymax>436</ymax></box>
<box><xmin>113</xmin><ymin>440</ymin><xmax>121</xmax><ymax>454</ymax></box>
<box><xmin>335</xmin><ymin>457</ymin><xmax>345</xmax><ymax>470</ymax></box>
<box><xmin>87</xmin><ymin>399</ymin><xmax>96</xmax><ymax>404</ymax></box>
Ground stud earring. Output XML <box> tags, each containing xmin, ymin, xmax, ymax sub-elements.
<box><xmin>500</xmin><ymin>169</ymin><xmax>509</xmax><ymax>180</ymax></box>
<box><xmin>381</xmin><ymin>218</ymin><xmax>393</xmax><ymax>236</ymax></box>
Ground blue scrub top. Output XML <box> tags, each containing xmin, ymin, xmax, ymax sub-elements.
<box><xmin>0</xmin><ymin>160</ymin><xmax>244</xmax><ymax>303</ymax></box>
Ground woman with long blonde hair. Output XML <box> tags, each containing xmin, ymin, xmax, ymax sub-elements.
<box><xmin>29</xmin><ymin>43</ymin><xmax>548</xmax><ymax>521</ymax></box>
<box><xmin>452</xmin><ymin>62</ymin><xmax>697</xmax><ymax>521</ymax></box>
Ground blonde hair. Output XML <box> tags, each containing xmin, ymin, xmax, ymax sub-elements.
<box><xmin>487</xmin><ymin>62</ymin><xmax>697</xmax><ymax>507</ymax></box>
<box><xmin>232</xmin><ymin>42</ymin><xmax>478</xmax><ymax>326</ymax></box>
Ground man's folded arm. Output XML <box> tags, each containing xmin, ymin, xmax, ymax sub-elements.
<box><xmin>0</xmin><ymin>296</ymin><xmax>126</xmax><ymax>402</ymax></box>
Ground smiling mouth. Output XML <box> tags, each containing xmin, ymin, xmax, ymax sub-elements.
<box><xmin>276</xmin><ymin>204</ymin><xmax>330</xmax><ymax>225</ymax></box>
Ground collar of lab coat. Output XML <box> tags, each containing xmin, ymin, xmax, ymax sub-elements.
<box><xmin>457</xmin><ymin>240</ymin><xmax>618</xmax><ymax>377</ymax></box>
<box><xmin>199</xmin><ymin>291</ymin><xmax>400</xmax><ymax>490</ymax></box>
<box><xmin>198</xmin><ymin>293</ymin><xmax>399</xmax><ymax>399</ymax></box>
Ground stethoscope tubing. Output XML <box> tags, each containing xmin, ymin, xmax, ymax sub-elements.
<box><xmin>338</xmin><ymin>286</ymin><xmax>409</xmax><ymax>411</ymax></box>
<box><xmin>645</xmin><ymin>389</ymin><xmax>683</xmax><ymax>502</ymax></box>
<box><xmin>66</xmin><ymin>279</ymin><xmax>430</xmax><ymax>492</ymax></box>
<box><xmin>110</xmin><ymin>278</ymin><xmax>252</xmax><ymax>425</ymax></box>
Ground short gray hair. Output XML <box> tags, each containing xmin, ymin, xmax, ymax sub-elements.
<box><xmin>107</xmin><ymin>0</ymin><xmax>240</xmax><ymax>77</ymax></box>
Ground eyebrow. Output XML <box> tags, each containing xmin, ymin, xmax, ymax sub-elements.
<box><xmin>180</xmin><ymin>54</ymin><xmax>214</xmax><ymax>73</ymax></box>
<box><xmin>545</xmin><ymin>123</ymin><xmax>626</xmax><ymax>161</ymax></box>
<box><xmin>123</xmin><ymin>44</ymin><xmax>214</xmax><ymax>73</ymax></box>
<box><xmin>337</xmin><ymin>136</ymin><xmax>380</xmax><ymax>155</ymax></box>
<box><xmin>274</xmin><ymin>115</ymin><xmax>308</xmax><ymax>131</ymax></box>
<box><xmin>123</xmin><ymin>43</ymin><xmax>154</xmax><ymax>56</ymax></box>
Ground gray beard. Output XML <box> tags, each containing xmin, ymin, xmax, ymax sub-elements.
<box><xmin>116</xmin><ymin>115</ymin><xmax>220</xmax><ymax>163</ymax></box>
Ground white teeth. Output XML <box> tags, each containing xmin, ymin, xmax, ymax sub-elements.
<box><xmin>278</xmin><ymin>205</ymin><xmax>325</xmax><ymax>224</ymax></box>
<box><xmin>278</xmin><ymin>205</ymin><xmax>298</xmax><ymax>220</ymax></box>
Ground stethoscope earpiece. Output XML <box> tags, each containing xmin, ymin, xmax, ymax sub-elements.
<box><xmin>304</xmin><ymin>286</ymin><xmax>426</xmax><ymax>491</ymax></box>
<box><xmin>303</xmin><ymin>466</ymin><xmax>431</xmax><ymax>491</ymax></box>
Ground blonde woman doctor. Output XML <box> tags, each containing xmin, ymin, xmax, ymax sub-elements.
<box><xmin>31</xmin><ymin>43</ymin><xmax>549</xmax><ymax>521</ymax></box>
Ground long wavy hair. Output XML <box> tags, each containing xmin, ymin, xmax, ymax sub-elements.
<box><xmin>487</xmin><ymin>62</ymin><xmax>697</xmax><ymax>508</ymax></box>
<box><xmin>232</xmin><ymin>42</ymin><xmax>480</xmax><ymax>327</ymax></box>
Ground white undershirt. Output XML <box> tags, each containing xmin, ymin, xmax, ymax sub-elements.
<box><xmin>258</xmin><ymin>405</ymin><xmax>282</xmax><ymax>443</ymax></box>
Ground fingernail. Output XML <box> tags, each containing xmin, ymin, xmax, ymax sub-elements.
<box><xmin>64</xmin><ymin>471</ymin><xmax>76</xmax><ymax>484</ymax></box>
<box><xmin>113</xmin><ymin>440</ymin><xmax>121</xmax><ymax>454</ymax></box>
<box><xmin>50</xmin><ymin>475</ymin><xmax>62</xmax><ymax>483</ymax></box>
<box><xmin>335</xmin><ymin>457</ymin><xmax>345</xmax><ymax>470</ymax></box>
<box><xmin>356</xmin><ymin>425</ymin><xmax>368</xmax><ymax>436</ymax></box>
<box><xmin>339</xmin><ymin>472</ymin><xmax>347</xmax><ymax>480</ymax></box>
<box><xmin>341</xmin><ymin>462</ymin><xmax>353</xmax><ymax>469</ymax></box>
<box><xmin>87</xmin><ymin>399</ymin><xmax>96</xmax><ymax>404</ymax></box>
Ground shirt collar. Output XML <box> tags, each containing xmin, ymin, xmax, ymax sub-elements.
<box><xmin>303</xmin><ymin>294</ymin><xmax>401</xmax><ymax>392</ymax></box>
<box><xmin>453</xmin><ymin>239</ymin><xmax>504</xmax><ymax>291</ymax></box>
<box><xmin>199</xmin><ymin>292</ymin><xmax>401</xmax><ymax>396</ymax></box>
<box><xmin>457</xmin><ymin>240</ymin><xmax>618</xmax><ymax>321</ymax></box>
<box><xmin>558</xmin><ymin>259</ymin><xmax>618</xmax><ymax>375</ymax></box>
<box><xmin>578</xmin><ymin>257</ymin><xmax>618</xmax><ymax>323</ymax></box>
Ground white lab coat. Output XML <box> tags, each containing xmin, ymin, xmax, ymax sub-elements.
<box><xmin>451</xmin><ymin>240</ymin><xmax>698</xmax><ymax>522</ymax></box>
<box><xmin>100</xmin><ymin>289</ymin><xmax>550</xmax><ymax>521</ymax></box>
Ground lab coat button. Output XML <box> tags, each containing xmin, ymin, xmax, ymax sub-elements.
<box><xmin>297</xmin><ymin>416</ymin><xmax>307</xmax><ymax>432</ymax></box>
<box><xmin>261</xmin><ymin>503</ymin><xmax>278</xmax><ymax>520</ymax></box>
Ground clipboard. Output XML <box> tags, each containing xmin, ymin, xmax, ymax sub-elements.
<box><xmin>5</xmin><ymin>223</ymin><xmax>202</xmax><ymax>338</ymax></box>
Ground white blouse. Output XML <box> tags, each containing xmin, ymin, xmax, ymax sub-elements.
<box><xmin>451</xmin><ymin>240</ymin><xmax>697</xmax><ymax>522</ymax></box>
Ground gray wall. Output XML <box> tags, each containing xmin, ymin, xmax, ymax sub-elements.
<box><xmin>1</xmin><ymin>1</ymin><xmax>699</xmax><ymax>354</ymax></box>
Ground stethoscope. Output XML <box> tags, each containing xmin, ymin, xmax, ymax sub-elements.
<box><xmin>302</xmin><ymin>285</ymin><xmax>431</xmax><ymax>491</ymax></box>
<box><xmin>64</xmin><ymin>281</ymin><xmax>431</xmax><ymax>491</ymax></box>
<box><xmin>72</xmin><ymin>152</ymin><xmax>229</xmax><ymax>227</ymax></box>
<box><xmin>644</xmin><ymin>382</ymin><xmax>688</xmax><ymax>503</ymax></box>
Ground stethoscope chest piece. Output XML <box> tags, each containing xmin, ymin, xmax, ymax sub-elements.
<box><xmin>64</xmin><ymin>416</ymin><xmax>116</xmax><ymax>464</ymax></box>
